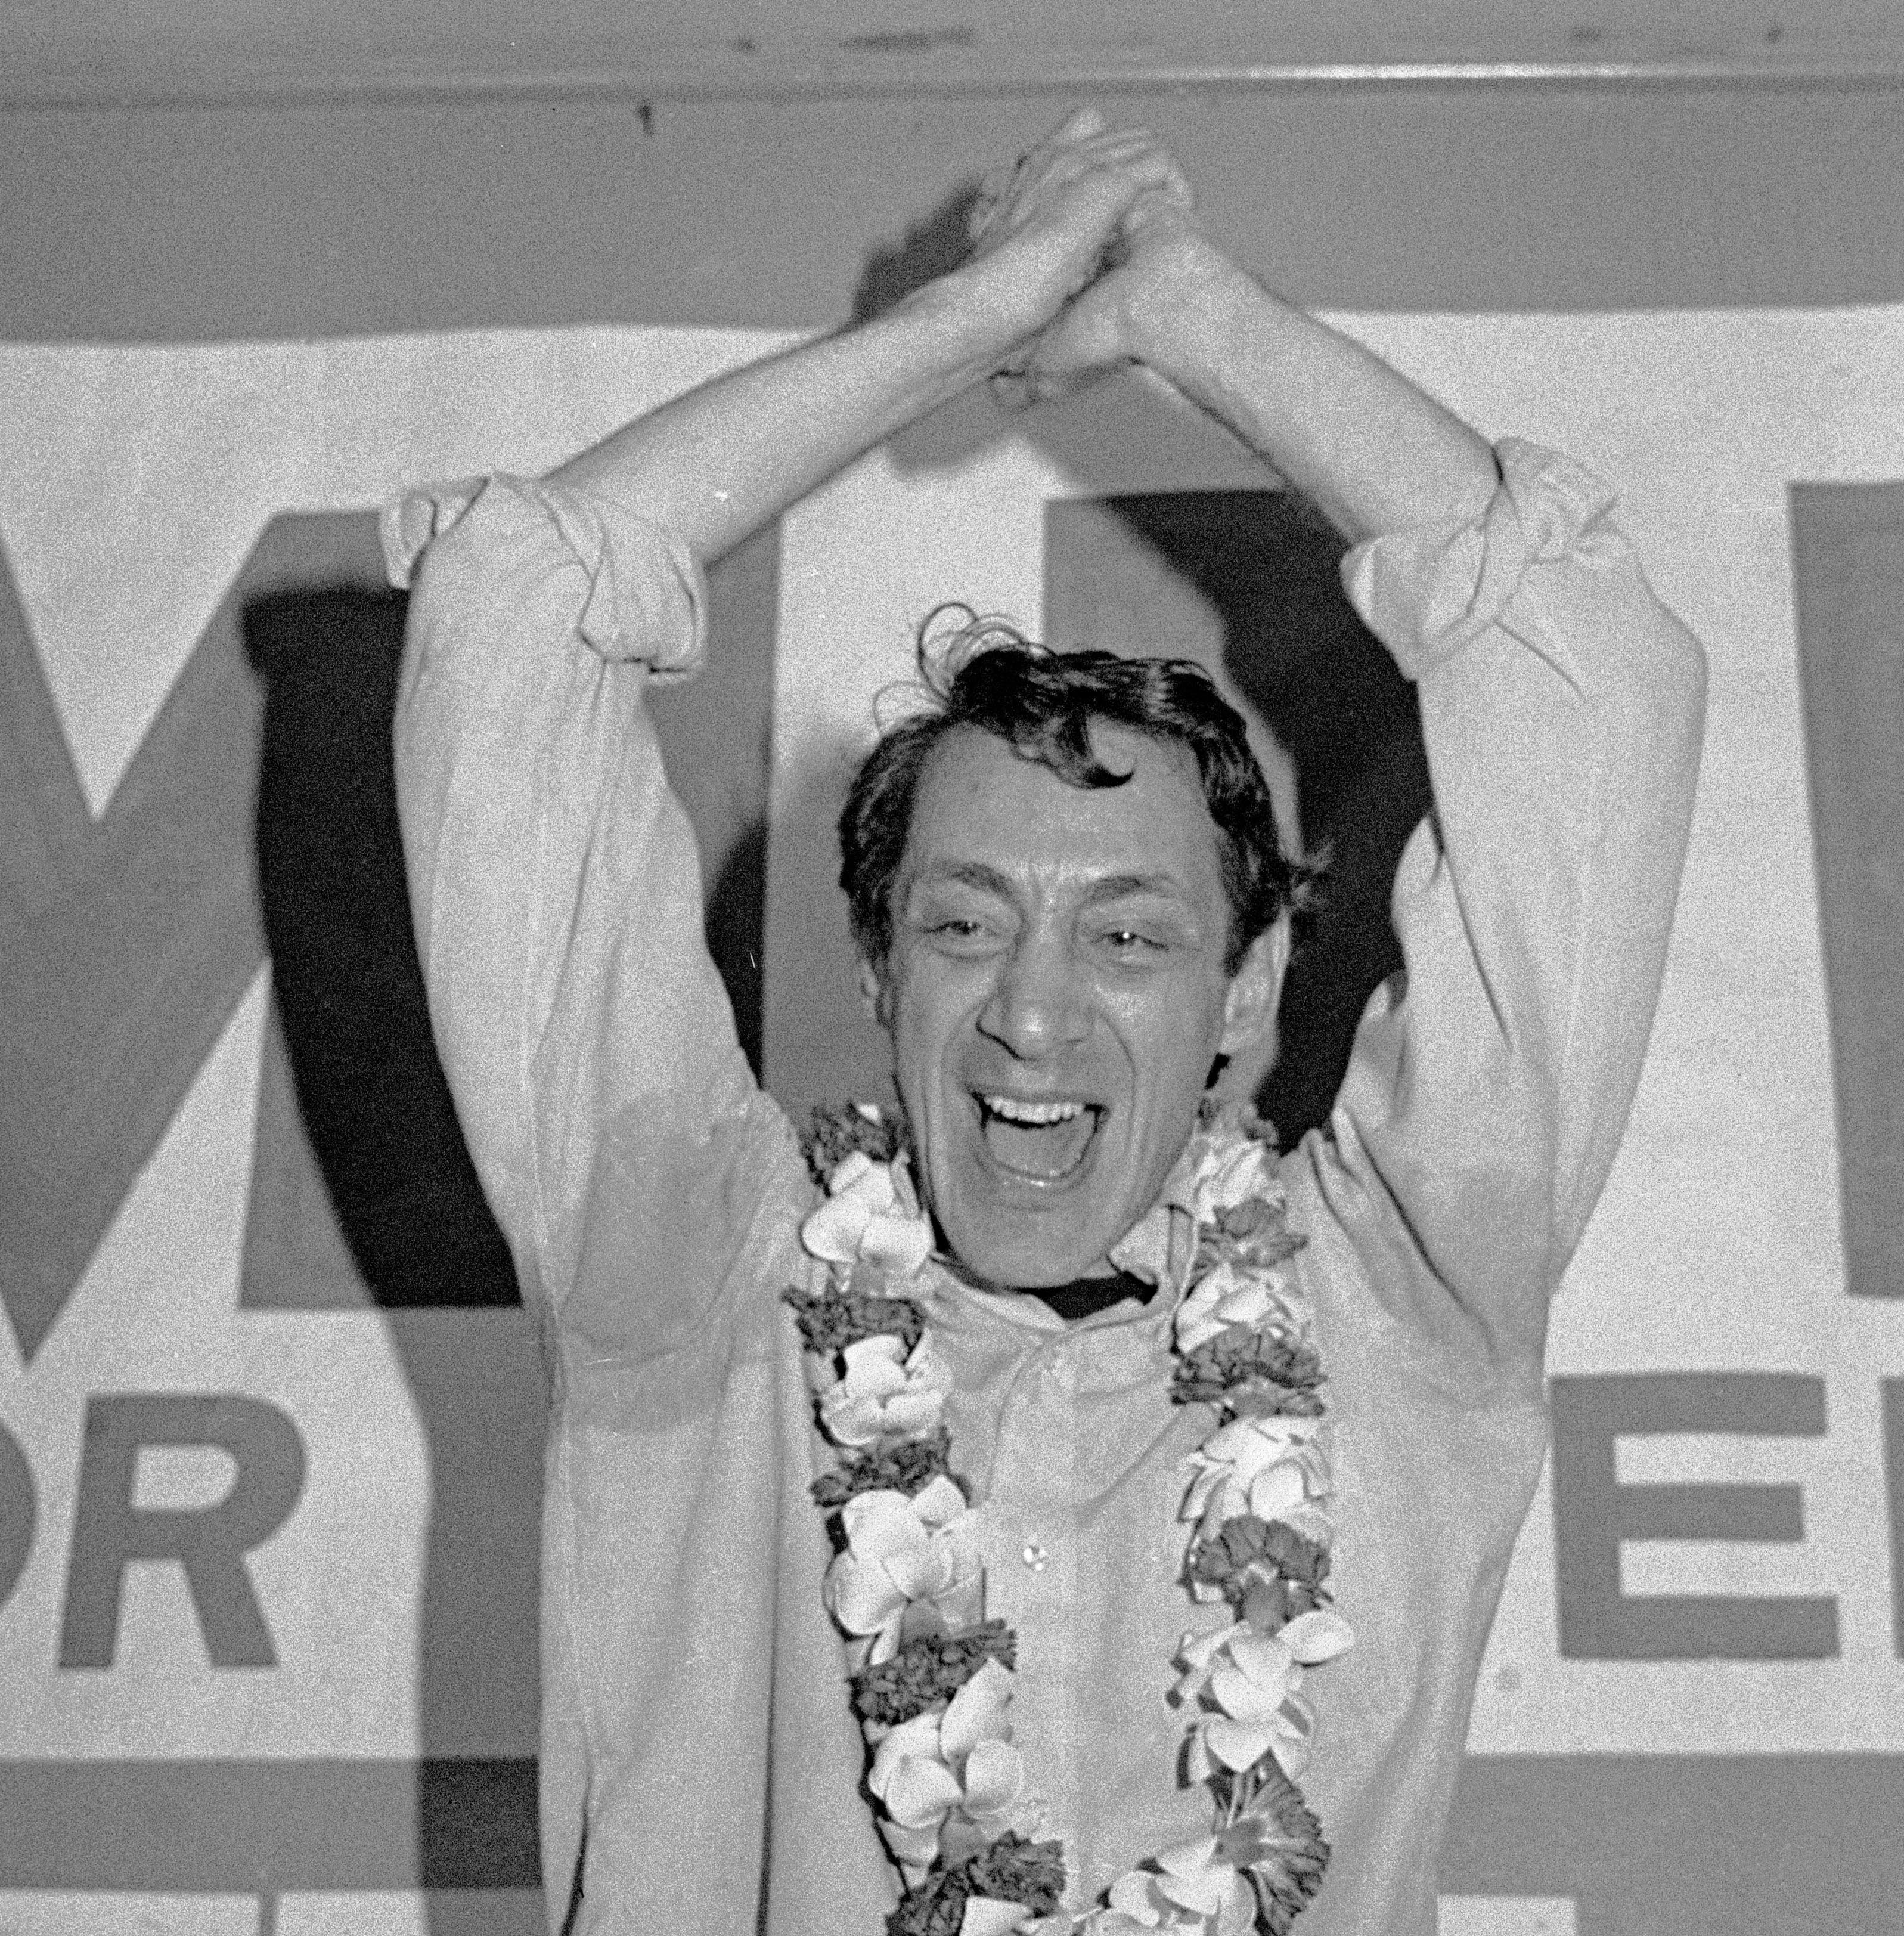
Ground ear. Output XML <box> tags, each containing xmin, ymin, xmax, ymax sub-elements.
<box><xmin>858</xmin><ymin>957</ymin><xmax>892</xmax><ymax>1029</ymax></box>
<box><xmin>1218</xmin><ymin>915</ymin><xmax>1290</xmax><ymax>1064</ymax></box>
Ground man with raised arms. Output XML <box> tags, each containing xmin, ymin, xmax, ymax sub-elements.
<box><xmin>386</xmin><ymin>111</ymin><xmax>1705</xmax><ymax>1934</ymax></box>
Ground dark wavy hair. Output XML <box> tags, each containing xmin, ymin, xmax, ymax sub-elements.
<box><xmin>841</xmin><ymin>622</ymin><xmax>1314</xmax><ymax>977</ymax></box>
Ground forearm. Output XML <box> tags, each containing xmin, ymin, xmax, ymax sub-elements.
<box><xmin>1122</xmin><ymin>243</ymin><xmax>1497</xmax><ymax>544</ymax></box>
<box><xmin>550</xmin><ymin>275</ymin><xmax>1022</xmax><ymax>565</ymax></box>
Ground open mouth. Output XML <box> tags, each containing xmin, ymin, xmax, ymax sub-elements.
<box><xmin>975</xmin><ymin>1093</ymin><xmax>1103</xmax><ymax>1184</ymax></box>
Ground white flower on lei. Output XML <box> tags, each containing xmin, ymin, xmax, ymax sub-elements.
<box><xmin>1073</xmin><ymin>1902</ymin><xmax>1201</xmax><ymax>1936</ymax></box>
<box><xmin>867</xmin><ymin>1658</ymin><xmax>1037</xmax><ymax>1876</ymax></box>
<box><xmin>823</xmin><ymin>1475</ymin><xmax>979</xmax><ymax>1661</ymax></box>
<box><xmin>801</xmin><ymin>1150</ymin><xmax>934</xmax><ymax>1277</ymax></box>
<box><xmin>1100</xmin><ymin>1838</ymin><xmax>1257</xmax><ymax>1936</ymax></box>
<box><xmin>959</xmin><ymin>1903</ymin><xmax>1041</xmax><ymax>1936</ymax></box>
<box><xmin>1173</xmin><ymin>1612</ymin><xmax>1354</xmax><ymax>1782</ymax></box>
<box><xmin>818</xmin><ymin>1332</ymin><xmax>952</xmax><ymax>1446</ymax></box>
<box><xmin>1182</xmin><ymin>1414</ymin><xmax>1329</xmax><ymax>1537</ymax></box>
<box><xmin>1074</xmin><ymin>1913</ymin><xmax>1199</xmax><ymax>1936</ymax></box>
<box><xmin>1172</xmin><ymin>1260</ymin><xmax>1302</xmax><ymax>1355</ymax></box>
<box><xmin>1186</xmin><ymin>1132</ymin><xmax>1279</xmax><ymax>1226</ymax></box>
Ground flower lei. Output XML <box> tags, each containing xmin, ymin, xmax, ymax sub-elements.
<box><xmin>784</xmin><ymin>1102</ymin><xmax>1351</xmax><ymax>1936</ymax></box>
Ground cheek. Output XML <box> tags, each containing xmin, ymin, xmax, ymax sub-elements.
<box><xmin>888</xmin><ymin>962</ymin><xmax>977</xmax><ymax>1093</ymax></box>
<box><xmin>1108</xmin><ymin>980</ymin><xmax>1228</xmax><ymax>1097</ymax></box>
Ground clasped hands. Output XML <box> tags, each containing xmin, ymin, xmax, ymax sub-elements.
<box><xmin>962</xmin><ymin>107</ymin><xmax>1225</xmax><ymax>412</ymax></box>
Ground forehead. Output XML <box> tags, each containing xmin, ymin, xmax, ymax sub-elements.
<box><xmin>899</xmin><ymin>721</ymin><xmax>1227</xmax><ymax>901</ymax></box>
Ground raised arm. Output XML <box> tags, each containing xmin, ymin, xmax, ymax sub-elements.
<box><xmin>389</xmin><ymin>118</ymin><xmax>1192</xmax><ymax>1318</ymax></box>
<box><xmin>989</xmin><ymin>124</ymin><xmax>1707</xmax><ymax>1365</ymax></box>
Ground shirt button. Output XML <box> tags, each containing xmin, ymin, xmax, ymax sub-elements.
<box><xmin>1021</xmin><ymin>1542</ymin><xmax>1049</xmax><ymax>1572</ymax></box>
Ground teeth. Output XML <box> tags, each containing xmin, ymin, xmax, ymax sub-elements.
<box><xmin>982</xmin><ymin>1095</ymin><xmax>1085</xmax><ymax>1125</ymax></box>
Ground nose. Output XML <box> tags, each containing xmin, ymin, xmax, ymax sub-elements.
<box><xmin>977</xmin><ymin>931</ymin><xmax>1091</xmax><ymax>1061</ymax></box>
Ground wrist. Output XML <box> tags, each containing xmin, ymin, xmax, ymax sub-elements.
<box><xmin>1117</xmin><ymin>236</ymin><xmax>1259</xmax><ymax>389</ymax></box>
<box><xmin>895</xmin><ymin>258</ymin><xmax>1044</xmax><ymax>379</ymax></box>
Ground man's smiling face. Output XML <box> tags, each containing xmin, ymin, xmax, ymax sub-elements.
<box><xmin>871</xmin><ymin>720</ymin><xmax>1281</xmax><ymax>1290</ymax></box>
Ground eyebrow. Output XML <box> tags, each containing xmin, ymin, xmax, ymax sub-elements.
<box><xmin>905</xmin><ymin>860</ymin><xmax>1017</xmax><ymax>899</ymax></box>
<box><xmin>905</xmin><ymin>863</ymin><xmax>1192</xmax><ymax>905</ymax></box>
<box><xmin>1081</xmin><ymin>873</ymin><xmax>1192</xmax><ymax>905</ymax></box>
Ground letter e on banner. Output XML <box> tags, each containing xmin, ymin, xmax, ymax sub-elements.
<box><xmin>1551</xmin><ymin>1373</ymin><xmax>1838</xmax><ymax>1659</ymax></box>
<box><xmin>59</xmin><ymin>1393</ymin><xmax>306</xmax><ymax>1669</ymax></box>
<box><xmin>1884</xmin><ymin>1380</ymin><xmax>1904</xmax><ymax>1659</ymax></box>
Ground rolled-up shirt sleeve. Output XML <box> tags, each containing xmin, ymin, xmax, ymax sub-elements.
<box><xmin>1310</xmin><ymin>439</ymin><xmax>1707</xmax><ymax>1368</ymax></box>
<box><xmin>386</xmin><ymin>473</ymin><xmax>759</xmax><ymax>1321</ymax></box>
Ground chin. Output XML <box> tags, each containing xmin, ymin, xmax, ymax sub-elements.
<box><xmin>919</xmin><ymin>1107</ymin><xmax>1116</xmax><ymax>1289</ymax></box>
<box><xmin>939</xmin><ymin>1226</ymin><xmax>1090</xmax><ymax>1291</ymax></box>
<box><xmin>929</xmin><ymin>1158</ymin><xmax>1157</xmax><ymax>1291</ymax></box>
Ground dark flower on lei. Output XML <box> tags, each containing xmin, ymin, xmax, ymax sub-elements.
<box><xmin>1184</xmin><ymin>1510</ymin><xmax>1331</xmax><ymax>1603</ymax></box>
<box><xmin>885</xmin><ymin>1833</ymin><xmax>1067</xmax><ymax>1936</ymax></box>
<box><xmin>804</xmin><ymin>1100</ymin><xmax>908</xmax><ymax>1185</ymax></box>
<box><xmin>1171</xmin><ymin>1326</ymin><xmax>1325</xmax><ymax>1412</ymax></box>
<box><xmin>1238</xmin><ymin>1573</ymin><xmax>1323</xmax><ymax>1630</ymax></box>
<box><xmin>1196</xmin><ymin>1198</ymin><xmax>1307</xmax><ymax>1275</ymax></box>
<box><xmin>783</xmin><ymin>1281</ymin><xmax>926</xmax><ymax>1358</ymax></box>
<box><xmin>1188</xmin><ymin>1514</ymin><xmax>1332</xmax><ymax>1631</ymax></box>
<box><xmin>852</xmin><ymin>1619</ymin><xmax>1018</xmax><ymax>1725</ymax></box>
<box><xmin>1216</xmin><ymin>1765</ymin><xmax>1329</xmax><ymax>1936</ymax></box>
<box><xmin>813</xmin><ymin>1427</ymin><xmax>965</xmax><ymax>1513</ymax></box>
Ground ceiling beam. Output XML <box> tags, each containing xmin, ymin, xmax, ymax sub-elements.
<box><xmin>9</xmin><ymin>28</ymin><xmax>1904</xmax><ymax>113</ymax></box>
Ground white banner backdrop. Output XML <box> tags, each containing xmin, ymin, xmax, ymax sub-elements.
<box><xmin>2</xmin><ymin>308</ymin><xmax>1902</xmax><ymax>1932</ymax></box>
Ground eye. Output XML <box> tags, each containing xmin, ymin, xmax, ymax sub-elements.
<box><xmin>904</xmin><ymin>874</ymin><xmax>1019</xmax><ymax>957</ymax></box>
<box><xmin>1096</xmin><ymin>926</ymin><xmax>1166</xmax><ymax>958</ymax></box>
<box><xmin>910</xmin><ymin>907</ymin><xmax>1010</xmax><ymax>958</ymax></box>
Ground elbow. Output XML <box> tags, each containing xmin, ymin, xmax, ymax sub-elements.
<box><xmin>1666</xmin><ymin>609</ymin><xmax>1709</xmax><ymax>737</ymax></box>
<box><xmin>1668</xmin><ymin>618</ymin><xmax>1710</xmax><ymax>804</ymax></box>
<box><xmin>1631</xmin><ymin>602</ymin><xmax>1708</xmax><ymax>791</ymax></box>
<box><xmin>404</xmin><ymin>519</ymin><xmax>501</xmax><ymax>658</ymax></box>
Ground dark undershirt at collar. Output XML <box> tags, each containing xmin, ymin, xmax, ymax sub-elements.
<box><xmin>1027</xmin><ymin>1269</ymin><xmax>1158</xmax><ymax>1324</ymax></box>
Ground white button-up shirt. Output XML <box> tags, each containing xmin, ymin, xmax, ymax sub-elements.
<box><xmin>387</xmin><ymin>440</ymin><xmax>1705</xmax><ymax>1934</ymax></box>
